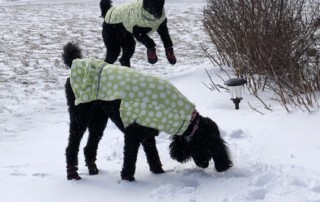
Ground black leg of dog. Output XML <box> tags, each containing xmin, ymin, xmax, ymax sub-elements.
<box><xmin>102</xmin><ymin>23</ymin><xmax>121</xmax><ymax>64</ymax></box>
<box><xmin>119</xmin><ymin>34</ymin><xmax>136</xmax><ymax>67</ymax></box>
<box><xmin>84</xmin><ymin>104</ymin><xmax>109</xmax><ymax>175</ymax></box>
<box><xmin>141</xmin><ymin>135</ymin><xmax>164</xmax><ymax>174</ymax></box>
<box><xmin>65</xmin><ymin>103</ymin><xmax>93</xmax><ymax>180</ymax></box>
<box><xmin>210</xmin><ymin>131</ymin><xmax>233</xmax><ymax>172</ymax></box>
<box><xmin>121</xmin><ymin>127</ymin><xmax>141</xmax><ymax>181</ymax></box>
<box><xmin>196</xmin><ymin>116</ymin><xmax>232</xmax><ymax>172</ymax></box>
<box><xmin>157</xmin><ymin>19</ymin><xmax>173</xmax><ymax>49</ymax></box>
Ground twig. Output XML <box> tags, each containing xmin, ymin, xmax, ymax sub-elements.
<box><xmin>205</xmin><ymin>68</ymin><xmax>221</xmax><ymax>92</ymax></box>
<box><xmin>248</xmin><ymin>102</ymin><xmax>264</xmax><ymax>115</ymax></box>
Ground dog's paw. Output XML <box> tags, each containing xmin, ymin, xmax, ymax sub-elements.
<box><xmin>165</xmin><ymin>47</ymin><xmax>176</xmax><ymax>65</ymax></box>
<box><xmin>67</xmin><ymin>172</ymin><xmax>82</xmax><ymax>180</ymax></box>
<box><xmin>67</xmin><ymin>165</ymin><xmax>82</xmax><ymax>180</ymax></box>
<box><xmin>150</xmin><ymin>167</ymin><xmax>165</xmax><ymax>174</ymax></box>
<box><xmin>87</xmin><ymin>162</ymin><xmax>99</xmax><ymax>175</ymax></box>
<box><xmin>215</xmin><ymin>160</ymin><xmax>233</xmax><ymax>172</ymax></box>
<box><xmin>121</xmin><ymin>176</ymin><xmax>136</xmax><ymax>182</ymax></box>
<box><xmin>147</xmin><ymin>48</ymin><xmax>158</xmax><ymax>64</ymax></box>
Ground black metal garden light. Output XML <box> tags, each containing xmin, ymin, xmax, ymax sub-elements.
<box><xmin>224</xmin><ymin>78</ymin><xmax>247</xmax><ymax>110</ymax></box>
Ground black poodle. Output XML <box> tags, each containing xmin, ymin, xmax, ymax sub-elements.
<box><xmin>100</xmin><ymin>0</ymin><xmax>176</xmax><ymax>67</ymax></box>
<box><xmin>63</xmin><ymin>42</ymin><xmax>232</xmax><ymax>181</ymax></box>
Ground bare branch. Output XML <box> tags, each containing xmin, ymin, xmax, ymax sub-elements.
<box><xmin>203</xmin><ymin>0</ymin><xmax>320</xmax><ymax>112</ymax></box>
<box><xmin>248</xmin><ymin>102</ymin><xmax>265</xmax><ymax>115</ymax></box>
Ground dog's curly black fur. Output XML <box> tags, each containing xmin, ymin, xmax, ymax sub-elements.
<box><xmin>170</xmin><ymin>115</ymin><xmax>232</xmax><ymax>172</ymax></box>
<box><xmin>100</xmin><ymin>0</ymin><xmax>175</xmax><ymax>67</ymax></box>
<box><xmin>63</xmin><ymin>42</ymin><xmax>232</xmax><ymax>181</ymax></box>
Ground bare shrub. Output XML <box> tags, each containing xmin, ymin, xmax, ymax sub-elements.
<box><xmin>203</xmin><ymin>0</ymin><xmax>320</xmax><ymax>112</ymax></box>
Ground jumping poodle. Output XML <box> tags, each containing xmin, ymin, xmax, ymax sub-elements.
<box><xmin>100</xmin><ymin>0</ymin><xmax>176</xmax><ymax>67</ymax></box>
<box><xmin>63</xmin><ymin>42</ymin><xmax>232</xmax><ymax>181</ymax></box>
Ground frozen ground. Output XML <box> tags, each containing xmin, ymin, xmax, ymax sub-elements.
<box><xmin>0</xmin><ymin>0</ymin><xmax>320</xmax><ymax>202</ymax></box>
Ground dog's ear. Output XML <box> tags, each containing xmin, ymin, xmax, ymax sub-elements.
<box><xmin>169</xmin><ymin>135</ymin><xmax>191</xmax><ymax>163</ymax></box>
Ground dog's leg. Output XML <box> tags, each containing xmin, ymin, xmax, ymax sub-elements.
<box><xmin>119</xmin><ymin>34</ymin><xmax>135</xmax><ymax>67</ymax></box>
<box><xmin>157</xmin><ymin>19</ymin><xmax>176</xmax><ymax>65</ymax></box>
<box><xmin>132</xmin><ymin>26</ymin><xmax>159</xmax><ymax>64</ymax></box>
<box><xmin>141</xmin><ymin>136</ymin><xmax>165</xmax><ymax>174</ymax></box>
<box><xmin>65</xmin><ymin>103</ymin><xmax>92</xmax><ymax>180</ymax></box>
<box><xmin>84</xmin><ymin>104</ymin><xmax>109</xmax><ymax>175</ymax></box>
<box><xmin>211</xmin><ymin>136</ymin><xmax>232</xmax><ymax>172</ymax></box>
<box><xmin>209</xmin><ymin>121</ymin><xmax>233</xmax><ymax>172</ymax></box>
<box><xmin>102</xmin><ymin>23</ymin><xmax>121</xmax><ymax>64</ymax></box>
<box><xmin>120</xmin><ymin>124</ymin><xmax>142</xmax><ymax>181</ymax></box>
<box><xmin>157</xmin><ymin>19</ymin><xmax>173</xmax><ymax>48</ymax></box>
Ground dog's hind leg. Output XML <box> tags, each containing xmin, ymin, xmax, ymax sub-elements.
<box><xmin>65</xmin><ymin>103</ymin><xmax>93</xmax><ymax>180</ymax></box>
<box><xmin>102</xmin><ymin>23</ymin><xmax>121</xmax><ymax>64</ymax></box>
<box><xmin>119</xmin><ymin>34</ymin><xmax>135</xmax><ymax>67</ymax></box>
<box><xmin>141</xmin><ymin>130</ymin><xmax>165</xmax><ymax>174</ymax></box>
<box><xmin>84</xmin><ymin>104</ymin><xmax>109</xmax><ymax>175</ymax></box>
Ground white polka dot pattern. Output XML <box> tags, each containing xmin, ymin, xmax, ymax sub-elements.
<box><xmin>70</xmin><ymin>58</ymin><xmax>195</xmax><ymax>135</ymax></box>
<box><xmin>104</xmin><ymin>0</ymin><xmax>166</xmax><ymax>34</ymax></box>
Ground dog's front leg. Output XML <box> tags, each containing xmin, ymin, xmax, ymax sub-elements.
<box><xmin>65</xmin><ymin>103</ymin><xmax>92</xmax><ymax>180</ymax></box>
<box><xmin>132</xmin><ymin>26</ymin><xmax>158</xmax><ymax>64</ymax></box>
<box><xmin>141</xmin><ymin>132</ymin><xmax>164</xmax><ymax>174</ymax></box>
<box><xmin>121</xmin><ymin>131</ymin><xmax>141</xmax><ymax>181</ymax></box>
<box><xmin>157</xmin><ymin>19</ymin><xmax>176</xmax><ymax>65</ymax></box>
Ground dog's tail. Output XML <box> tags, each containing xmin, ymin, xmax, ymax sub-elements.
<box><xmin>62</xmin><ymin>42</ymin><xmax>83</xmax><ymax>68</ymax></box>
<box><xmin>100</xmin><ymin>0</ymin><xmax>112</xmax><ymax>18</ymax></box>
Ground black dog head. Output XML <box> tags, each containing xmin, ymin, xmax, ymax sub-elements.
<box><xmin>169</xmin><ymin>115</ymin><xmax>232</xmax><ymax>172</ymax></box>
<box><xmin>143</xmin><ymin>0</ymin><xmax>165</xmax><ymax>19</ymax></box>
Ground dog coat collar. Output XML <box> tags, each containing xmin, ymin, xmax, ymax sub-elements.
<box><xmin>70</xmin><ymin>58</ymin><xmax>196</xmax><ymax>136</ymax></box>
<box><xmin>104</xmin><ymin>0</ymin><xmax>166</xmax><ymax>34</ymax></box>
<box><xmin>185</xmin><ymin>110</ymin><xmax>200</xmax><ymax>142</ymax></box>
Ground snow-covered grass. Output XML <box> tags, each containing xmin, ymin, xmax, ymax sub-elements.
<box><xmin>0</xmin><ymin>0</ymin><xmax>320</xmax><ymax>202</ymax></box>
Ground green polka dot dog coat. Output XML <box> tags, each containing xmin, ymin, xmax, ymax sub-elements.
<box><xmin>70</xmin><ymin>58</ymin><xmax>195</xmax><ymax>136</ymax></box>
<box><xmin>104</xmin><ymin>0</ymin><xmax>166</xmax><ymax>34</ymax></box>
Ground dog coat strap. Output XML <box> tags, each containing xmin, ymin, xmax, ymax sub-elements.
<box><xmin>184</xmin><ymin>110</ymin><xmax>200</xmax><ymax>142</ymax></box>
<box><xmin>96</xmin><ymin>63</ymin><xmax>107</xmax><ymax>99</ymax></box>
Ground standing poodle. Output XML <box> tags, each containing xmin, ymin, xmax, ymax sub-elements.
<box><xmin>100</xmin><ymin>0</ymin><xmax>176</xmax><ymax>67</ymax></box>
<box><xmin>63</xmin><ymin>42</ymin><xmax>232</xmax><ymax>181</ymax></box>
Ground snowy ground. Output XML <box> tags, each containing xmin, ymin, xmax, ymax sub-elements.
<box><xmin>1</xmin><ymin>0</ymin><xmax>320</xmax><ymax>202</ymax></box>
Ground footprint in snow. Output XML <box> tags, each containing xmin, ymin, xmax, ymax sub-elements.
<box><xmin>229</xmin><ymin>129</ymin><xmax>246</xmax><ymax>139</ymax></box>
<box><xmin>32</xmin><ymin>173</ymin><xmax>50</xmax><ymax>178</ymax></box>
<box><xmin>248</xmin><ymin>188</ymin><xmax>268</xmax><ymax>200</ymax></box>
<box><xmin>253</xmin><ymin>173</ymin><xmax>275</xmax><ymax>187</ymax></box>
<box><xmin>10</xmin><ymin>172</ymin><xmax>27</xmax><ymax>177</ymax></box>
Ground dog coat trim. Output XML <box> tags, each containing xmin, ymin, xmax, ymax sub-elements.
<box><xmin>70</xmin><ymin>58</ymin><xmax>196</xmax><ymax>136</ymax></box>
<box><xmin>104</xmin><ymin>0</ymin><xmax>166</xmax><ymax>34</ymax></box>
<box><xmin>185</xmin><ymin>111</ymin><xmax>200</xmax><ymax>142</ymax></box>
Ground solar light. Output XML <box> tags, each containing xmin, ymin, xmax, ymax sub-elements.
<box><xmin>224</xmin><ymin>78</ymin><xmax>247</xmax><ymax>110</ymax></box>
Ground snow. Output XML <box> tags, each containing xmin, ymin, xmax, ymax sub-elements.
<box><xmin>1</xmin><ymin>0</ymin><xmax>320</xmax><ymax>201</ymax></box>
